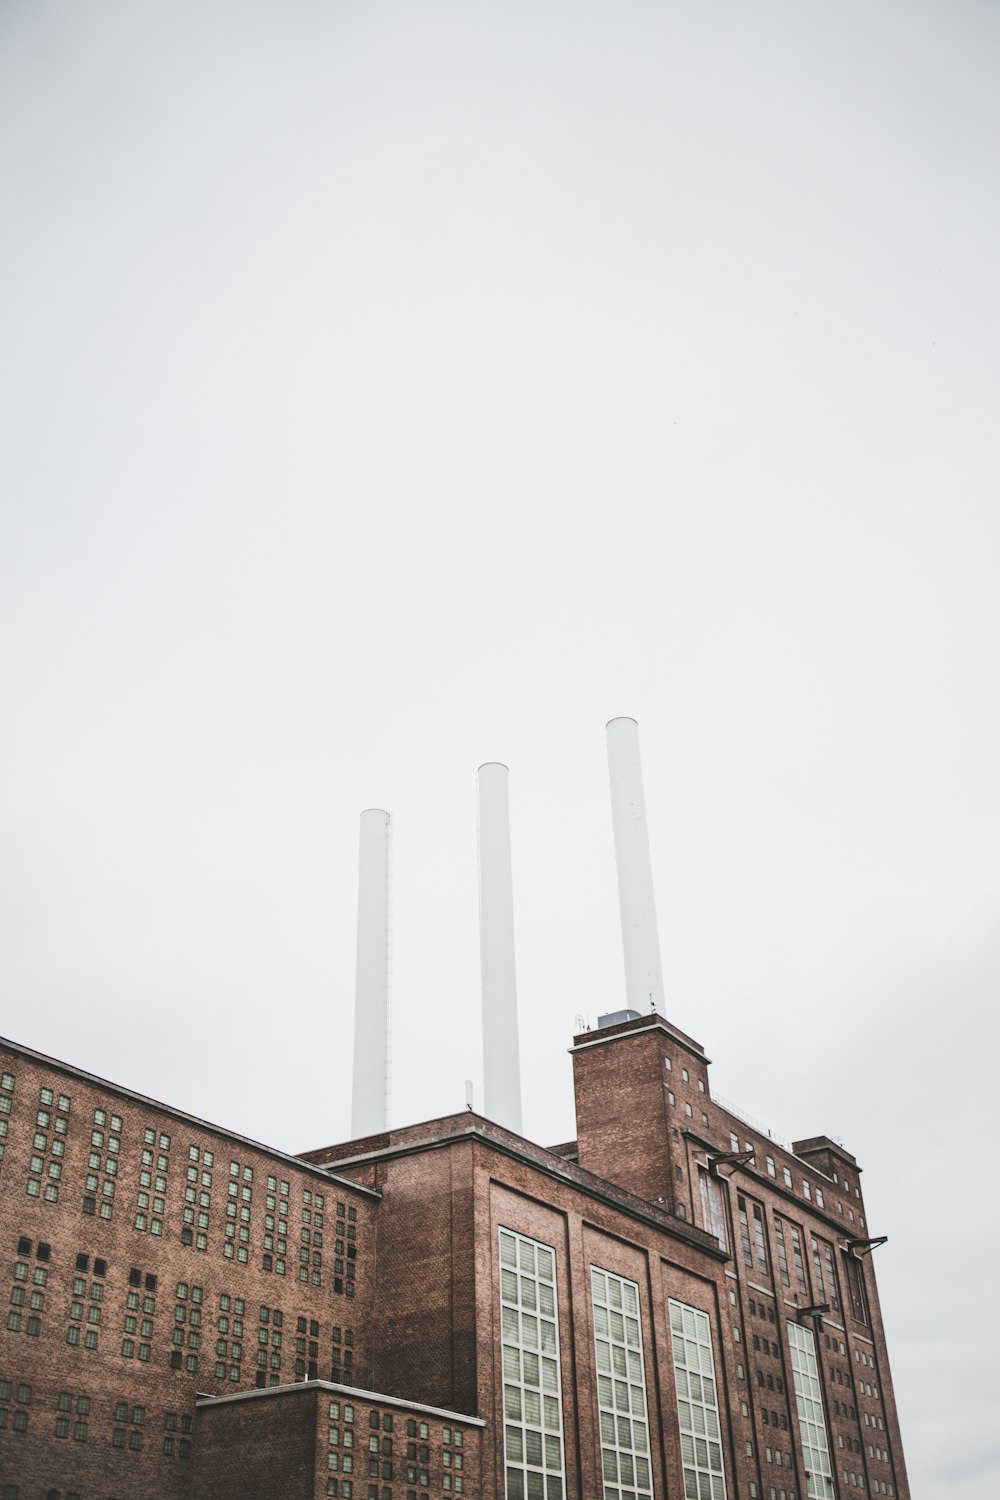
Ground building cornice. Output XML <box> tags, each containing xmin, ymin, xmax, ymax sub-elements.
<box><xmin>793</xmin><ymin>1134</ymin><xmax>860</xmax><ymax>1171</ymax></box>
<box><xmin>195</xmin><ymin>1378</ymin><xmax>485</xmax><ymax>1425</ymax></box>
<box><xmin>570</xmin><ymin>1013</ymin><xmax>710</xmax><ymax>1064</ymax></box>
<box><xmin>313</xmin><ymin>1114</ymin><xmax>728</xmax><ymax>1262</ymax></box>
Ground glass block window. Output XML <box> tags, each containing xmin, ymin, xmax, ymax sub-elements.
<box><xmin>499</xmin><ymin>1228</ymin><xmax>564</xmax><ymax>1500</ymax></box>
<box><xmin>591</xmin><ymin>1267</ymin><xmax>652</xmax><ymax>1500</ymax></box>
<box><xmin>787</xmin><ymin>1321</ymin><xmax>835</xmax><ymax>1499</ymax></box>
<box><xmin>668</xmin><ymin>1300</ymin><xmax>727</xmax><ymax>1500</ymax></box>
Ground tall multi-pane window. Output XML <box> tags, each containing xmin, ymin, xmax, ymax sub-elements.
<box><xmin>810</xmin><ymin>1239</ymin><xmax>828</xmax><ymax>1306</ymax></box>
<box><xmin>787</xmin><ymin>1321</ymin><xmax>836</xmax><ymax>1499</ymax></box>
<box><xmin>700</xmin><ymin>1175</ymin><xmax>727</xmax><ymax>1252</ymax></box>
<box><xmin>668</xmin><ymin>1300</ymin><xmax>727</xmax><ymax>1500</ymax></box>
<box><xmin>499</xmin><ymin>1228</ymin><xmax>564</xmax><ymax>1500</ymax></box>
<box><xmin>591</xmin><ymin>1267</ymin><xmax>652</xmax><ymax>1500</ymax></box>
<box><xmin>774</xmin><ymin>1219</ymin><xmax>791</xmax><ymax>1287</ymax></box>
<box><xmin>845</xmin><ymin>1255</ymin><xmax>869</xmax><ymax>1326</ymax></box>
<box><xmin>750</xmin><ymin>1205</ymin><xmax>769</xmax><ymax>1279</ymax></box>
<box><xmin>736</xmin><ymin>1198</ymin><xmax>754</xmax><ymax>1269</ymax></box>
<box><xmin>788</xmin><ymin>1223</ymin><xmax>808</xmax><ymax>1296</ymax></box>
<box><xmin>821</xmin><ymin>1242</ymin><xmax>841</xmax><ymax>1316</ymax></box>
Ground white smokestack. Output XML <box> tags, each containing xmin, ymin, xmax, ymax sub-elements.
<box><xmin>351</xmin><ymin>808</ymin><xmax>391</xmax><ymax>1138</ymax></box>
<box><xmin>478</xmin><ymin>762</ymin><xmax>523</xmax><ymax>1134</ymax></box>
<box><xmin>606</xmin><ymin>717</ymin><xmax>665</xmax><ymax>1012</ymax></box>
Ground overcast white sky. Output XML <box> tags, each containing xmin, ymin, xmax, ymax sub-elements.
<box><xmin>2</xmin><ymin>2</ymin><xmax>998</xmax><ymax>1494</ymax></box>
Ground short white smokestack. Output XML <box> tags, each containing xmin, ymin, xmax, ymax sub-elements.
<box><xmin>351</xmin><ymin>808</ymin><xmax>391</xmax><ymax>1138</ymax></box>
<box><xmin>478</xmin><ymin>762</ymin><xmax>523</xmax><ymax>1134</ymax></box>
<box><xmin>606</xmin><ymin>717</ymin><xmax>665</xmax><ymax>1012</ymax></box>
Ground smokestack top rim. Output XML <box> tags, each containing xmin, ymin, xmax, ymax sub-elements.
<box><xmin>477</xmin><ymin>761</ymin><xmax>510</xmax><ymax>774</ymax></box>
<box><xmin>360</xmin><ymin>807</ymin><xmax>391</xmax><ymax>817</ymax></box>
<box><xmin>606</xmin><ymin>716</ymin><xmax>639</xmax><ymax>730</ymax></box>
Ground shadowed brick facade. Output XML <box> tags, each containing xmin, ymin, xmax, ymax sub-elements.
<box><xmin>0</xmin><ymin>1015</ymin><xmax>909</xmax><ymax>1500</ymax></box>
<box><xmin>192</xmin><ymin>1385</ymin><xmax>483</xmax><ymax>1500</ymax></box>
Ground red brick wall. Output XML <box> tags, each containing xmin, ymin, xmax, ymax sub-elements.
<box><xmin>358</xmin><ymin>1141</ymin><xmax>479</xmax><ymax>1416</ymax></box>
<box><xmin>471</xmin><ymin>1139</ymin><xmax>730</xmax><ymax>1500</ymax></box>
<box><xmin>572</xmin><ymin>1024</ymin><xmax>679</xmax><ymax>1207</ymax></box>
<box><xmin>194</xmin><ymin>1383</ymin><xmax>483</xmax><ymax>1500</ymax></box>
<box><xmin>0</xmin><ymin>1043</ymin><xmax>375</xmax><ymax>1500</ymax></box>
<box><xmin>193</xmin><ymin>1387</ymin><xmax>318</xmax><ymax>1500</ymax></box>
<box><xmin>563</xmin><ymin>1013</ymin><xmax>909</xmax><ymax>1498</ymax></box>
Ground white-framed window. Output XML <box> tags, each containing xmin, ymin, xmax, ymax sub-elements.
<box><xmin>668</xmin><ymin>1300</ymin><xmax>727</xmax><ymax>1500</ymax></box>
<box><xmin>787</xmin><ymin>1321</ymin><xmax>835</xmax><ymax>1499</ymax></box>
<box><xmin>499</xmin><ymin>1228</ymin><xmax>564</xmax><ymax>1500</ymax></box>
<box><xmin>591</xmin><ymin>1267</ymin><xmax>652</xmax><ymax>1500</ymax></box>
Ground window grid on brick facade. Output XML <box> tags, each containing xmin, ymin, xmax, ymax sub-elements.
<box><xmin>0</xmin><ymin>1072</ymin><xmax>14</xmax><ymax>1166</ymax></box>
<box><xmin>591</xmin><ymin>1267</ymin><xmax>652</xmax><ymax>1500</ymax></box>
<box><xmin>84</xmin><ymin>1106</ymin><xmax>122</xmax><ymax>1221</ymax></box>
<box><xmin>499</xmin><ymin>1227</ymin><xmax>564</xmax><ymax>1500</ymax></box>
<box><xmin>787</xmin><ymin>1321</ymin><xmax>836</xmax><ymax>1499</ymax></box>
<box><xmin>27</xmin><ymin>1088</ymin><xmax>70</xmax><ymax>1202</ymax></box>
<box><xmin>134</xmin><ymin>1128</ymin><xmax>170</xmax><ymax>1235</ymax></box>
<box><xmin>668</xmin><ymin>1299</ymin><xmax>728</xmax><ymax>1500</ymax></box>
<box><xmin>183</xmin><ymin>1145</ymin><xmax>213</xmax><ymax>1251</ymax></box>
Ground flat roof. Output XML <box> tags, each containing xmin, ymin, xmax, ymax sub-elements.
<box><xmin>196</xmin><ymin>1379</ymin><xmax>485</xmax><ymax>1426</ymax></box>
<box><xmin>571</xmin><ymin>1012</ymin><xmax>710</xmax><ymax>1062</ymax></box>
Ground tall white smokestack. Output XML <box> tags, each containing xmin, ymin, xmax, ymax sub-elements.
<box><xmin>478</xmin><ymin>762</ymin><xmax>523</xmax><ymax>1134</ymax></box>
<box><xmin>606</xmin><ymin>717</ymin><xmax>665</xmax><ymax>1012</ymax></box>
<box><xmin>351</xmin><ymin>808</ymin><xmax>391</xmax><ymax>1138</ymax></box>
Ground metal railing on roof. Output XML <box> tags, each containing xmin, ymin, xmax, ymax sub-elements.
<box><xmin>712</xmin><ymin>1093</ymin><xmax>792</xmax><ymax>1153</ymax></box>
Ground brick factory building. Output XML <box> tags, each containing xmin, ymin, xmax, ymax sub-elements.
<box><xmin>0</xmin><ymin>1011</ymin><xmax>909</xmax><ymax>1500</ymax></box>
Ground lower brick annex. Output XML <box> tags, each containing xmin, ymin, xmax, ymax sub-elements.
<box><xmin>0</xmin><ymin>1012</ymin><xmax>908</xmax><ymax>1500</ymax></box>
